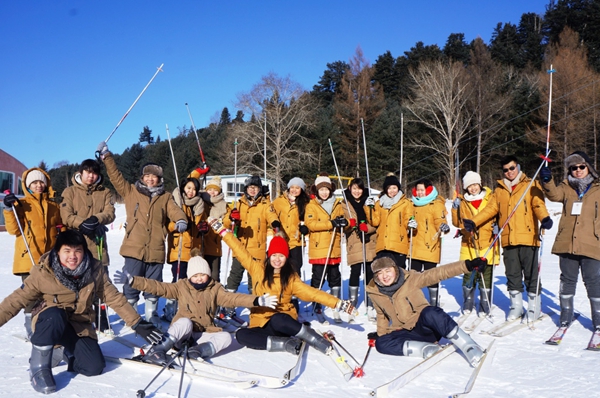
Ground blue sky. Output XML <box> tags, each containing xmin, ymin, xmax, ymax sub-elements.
<box><xmin>0</xmin><ymin>0</ymin><xmax>550</xmax><ymax>169</ymax></box>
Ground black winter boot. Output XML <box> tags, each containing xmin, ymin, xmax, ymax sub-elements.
<box><xmin>29</xmin><ymin>344</ymin><xmax>56</xmax><ymax>394</ymax></box>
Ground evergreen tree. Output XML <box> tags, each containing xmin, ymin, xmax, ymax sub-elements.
<box><xmin>443</xmin><ymin>33</ymin><xmax>471</xmax><ymax>64</ymax></box>
<box><xmin>490</xmin><ymin>22</ymin><xmax>521</xmax><ymax>67</ymax></box>
<box><xmin>219</xmin><ymin>107</ymin><xmax>231</xmax><ymax>125</ymax></box>
<box><xmin>233</xmin><ymin>110</ymin><xmax>245</xmax><ymax>124</ymax></box>
<box><xmin>373</xmin><ymin>51</ymin><xmax>402</xmax><ymax>102</ymax></box>
<box><xmin>138</xmin><ymin>126</ymin><xmax>154</xmax><ymax>145</ymax></box>
<box><xmin>517</xmin><ymin>12</ymin><xmax>545</xmax><ymax>70</ymax></box>
<box><xmin>312</xmin><ymin>60</ymin><xmax>350</xmax><ymax>104</ymax></box>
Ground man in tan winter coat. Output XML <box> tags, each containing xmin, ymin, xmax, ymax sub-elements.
<box><xmin>464</xmin><ymin>155</ymin><xmax>553</xmax><ymax>322</ymax></box>
<box><xmin>0</xmin><ymin>230</ymin><xmax>162</xmax><ymax>394</ymax></box>
<box><xmin>97</xmin><ymin>141</ymin><xmax>187</xmax><ymax>326</ymax></box>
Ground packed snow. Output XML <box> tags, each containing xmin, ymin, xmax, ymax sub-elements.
<box><xmin>0</xmin><ymin>200</ymin><xmax>598</xmax><ymax>398</ymax></box>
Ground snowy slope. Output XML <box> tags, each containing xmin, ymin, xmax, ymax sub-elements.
<box><xmin>0</xmin><ymin>201</ymin><xmax>598</xmax><ymax>398</ymax></box>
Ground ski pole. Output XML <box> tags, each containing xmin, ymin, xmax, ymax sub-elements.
<box><xmin>312</xmin><ymin>227</ymin><xmax>337</xmax><ymax>316</ymax></box>
<box><xmin>104</xmin><ymin>63</ymin><xmax>164</xmax><ymax>144</ymax></box>
<box><xmin>469</xmin><ymin>233</ymin><xmax>492</xmax><ymax>319</ymax></box>
<box><xmin>8</xmin><ymin>199</ymin><xmax>37</xmax><ymax>267</ymax></box>
<box><xmin>177</xmin><ymin>343</ymin><xmax>189</xmax><ymax>398</ymax></box>
<box><xmin>185</xmin><ymin>103</ymin><xmax>207</xmax><ymax>166</ymax></box>
<box><xmin>544</xmin><ymin>65</ymin><xmax>555</xmax><ymax>167</ymax></box>
<box><xmin>358</xmin><ymin>338</ymin><xmax>376</xmax><ymax>374</ymax></box>
<box><xmin>361</xmin><ymin>230</ymin><xmax>368</xmax><ymax>312</ymax></box>
<box><xmin>323</xmin><ymin>331</ymin><xmax>364</xmax><ymax>377</ymax></box>
<box><xmin>136</xmin><ymin>347</ymin><xmax>183</xmax><ymax>398</ymax></box>
<box><xmin>328</xmin><ymin>139</ymin><xmax>353</xmax><ymax>218</ymax></box>
<box><xmin>407</xmin><ymin>220</ymin><xmax>414</xmax><ymax>271</ymax></box>
<box><xmin>166</xmin><ymin>124</ymin><xmax>184</xmax><ymax>283</ymax></box>
<box><xmin>530</xmin><ymin>229</ymin><xmax>545</xmax><ymax>328</ymax></box>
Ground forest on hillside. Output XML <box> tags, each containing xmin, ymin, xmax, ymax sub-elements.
<box><xmin>45</xmin><ymin>0</ymin><xmax>600</xmax><ymax>199</ymax></box>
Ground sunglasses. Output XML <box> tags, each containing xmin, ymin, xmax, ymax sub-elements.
<box><xmin>570</xmin><ymin>165</ymin><xmax>587</xmax><ymax>171</ymax></box>
<box><xmin>502</xmin><ymin>165</ymin><xmax>516</xmax><ymax>173</ymax></box>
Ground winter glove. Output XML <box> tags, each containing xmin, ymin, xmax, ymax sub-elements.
<box><xmin>208</xmin><ymin>216</ymin><xmax>227</xmax><ymax>236</ymax></box>
<box><xmin>358</xmin><ymin>222</ymin><xmax>369</xmax><ymax>233</ymax></box>
<box><xmin>465</xmin><ymin>258</ymin><xmax>487</xmax><ymax>274</ymax></box>
<box><xmin>440</xmin><ymin>223</ymin><xmax>450</xmax><ymax>234</ymax></box>
<box><xmin>113</xmin><ymin>269</ymin><xmax>133</xmax><ymax>285</ymax></box>
<box><xmin>271</xmin><ymin>220</ymin><xmax>281</xmax><ymax>230</ymax></box>
<box><xmin>3</xmin><ymin>193</ymin><xmax>20</xmax><ymax>208</ymax></box>
<box><xmin>96</xmin><ymin>141</ymin><xmax>109</xmax><ymax>156</ymax></box>
<box><xmin>540</xmin><ymin>216</ymin><xmax>553</xmax><ymax>230</ymax></box>
<box><xmin>335</xmin><ymin>299</ymin><xmax>358</xmax><ymax>316</ymax></box>
<box><xmin>452</xmin><ymin>198</ymin><xmax>461</xmax><ymax>210</ymax></box>
<box><xmin>365</xmin><ymin>197</ymin><xmax>376</xmax><ymax>207</ymax></box>
<box><xmin>195</xmin><ymin>165</ymin><xmax>211</xmax><ymax>176</ymax></box>
<box><xmin>132</xmin><ymin>319</ymin><xmax>164</xmax><ymax>345</ymax></box>
<box><xmin>540</xmin><ymin>166</ymin><xmax>552</xmax><ymax>183</ymax></box>
<box><xmin>367</xmin><ymin>332</ymin><xmax>379</xmax><ymax>341</ymax></box>
<box><xmin>299</xmin><ymin>224</ymin><xmax>309</xmax><ymax>236</ymax></box>
<box><xmin>95</xmin><ymin>224</ymin><xmax>108</xmax><ymax>239</ymax></box>
<box><xmin>254</xmin><ymin>293</ymin><xmax>278</xmax><ymax>309</ymax></box>
<box><xmin>175</xmin><ymin>219</ymin><xmax>188</xmax><ymax>233</ymax></box>
<box><xmin>229</xmin><ymin>209</ymin><xmax>241</xmax><ymax>222</ymax></box>
<box><xmin>463</xmin><ymin>219</ymin><xmax>476</xmax><ymax>233</ymax></box>
<box><xmin>349</xmin><ymin>218</ymin><xmax>357</xmax><ymax>228</ymax></box>
<box><xmin>79</xmin><ymin>216</ymin><xmax>99</xmax><ymax>236</ymax></box>
<box><xmin>492</xmin><ymin>222</ymin><xmax>499</xmax><ymax>235</ymax></box>
<box><xmin>330</xmin><ymin>216</ymin><xmax>348</xmax><ymax>229</ymax></box>
<box><xmin>407</xmin><ymin>218</ymin><xmax>417</xmax><ymax>229</ymax></box>
<box><xmin>197</xmin><ymin>221</ymin><xmax>209</xmax><ymax>235</ymax></box>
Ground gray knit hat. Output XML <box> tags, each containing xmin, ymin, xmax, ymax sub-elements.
<box><xmin>287</xmin><ymin>177</ymin><xmax>306</xmax><ymax>191</ymax></box>
<box><xmin>564</xmin><ymin>151</ymin><xmax>599</xmax><ymax>179</ymax></box>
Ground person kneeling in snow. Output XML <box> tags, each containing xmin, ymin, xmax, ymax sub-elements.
<box><xmin>0</xmin><ymin>229</ymin><xmax>162</xmax><ymax>394</ymax></box>
<box><xmin>113</xmin><ymin>249</ymin><xmax>278</xmax><ymax>365</ymax></box>
<box><xmin>366</xmin><ymin>256</ymin><xmax>486</xmax><ymax>366</ymax></box>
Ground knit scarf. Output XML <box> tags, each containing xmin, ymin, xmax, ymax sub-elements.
<box><xmin>51</xmin><ymin>249</ymin><xmax>93</xmax><ymax>292</ymax></box>
<box><xmin>463</xmin><ymin>189</ymin><xmax>486</xmax><ymax>202</ymax></box>
<box><xmin>190</xmin><ymin>279</ymin><xmax>211</xmax><ymax>291</ymax></box>
<box><xmin>568</xmin><ymin>174</ymin><xmax>595</xmax><ymax>197</ymax></box>
<box><xmin>208</xmin><ymin>192</ymin><xmax>227</xmax><ymax>219</ymax></box>
<box><xmin>344</xmin><ymin>188</ymin><xmax>367</xmax><ymax>222</ymax></box>
<box><xmin>503</xmin><ymin>171</ymin><xmax>523</xmax><ymax>191</ymax></box>
<box><xmin>411</xmin><ymin>186</ymin><xmax>438</xmax><ymax>207</ymax></box>
<box><xmin>319</xmin><ymin>195</ymin><xmax>336</xmax><ymax>215</ymax></box>
<box><xmin>135</xmin><ymin>180</ymin><xmax>165</xmax><ymax>198</ymax></box>
<box><xmin>173</xmin><ymin>190</ymin><xmax>202</xmax><ymax>215</ymax></box>
<box><xmin>375</xmin><ymin>267</ymin><xmax>405</xmax><ymax>297</ymax></box>
<box><xmin>379</xmin><ymin>191</ymin><xmax>403</xmax><ymax>209</ymax></box>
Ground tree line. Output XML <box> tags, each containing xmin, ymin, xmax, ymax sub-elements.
<box><xmin>47</xmin><ymin>0</ymin><xmax>600</xmax><ymax>200</ymax></box>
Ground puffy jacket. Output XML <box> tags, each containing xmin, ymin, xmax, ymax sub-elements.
<box><xmin>406</xmin><ymin>196</ymin><xmax>448</xmax><ymax>263</ymax></box>
<box><xmin>222</xmin><ymin>232</ymin><xmax>339</xmax><ymax>328</ymax></box>
<box><xmin>131</xmin><ymin>277</ymin><xmax>255</xmax><ymax>333</ymax></box>
<box><xmin>166</xmin><ymin>189</ymin><xmax>204</xmax><ymax>263</ymax></box>
<box><xmin>223</xmin><ymin>195</ymin><xmax>279</xmax><ymax>263</ymax></box>
<box><xmin>201</xmin><ymin>192</ymin><xmax>228</xmax><ymax>257</ymax></box>
<box><xmin>103</xmin><ymin>153</ymin><xmax>186</xmax><ymax>263</ymax></box>
<box><xmin>367</xmin><ymin>196</ymin><xmax>411</xmax><ymax>255</ymax></box>
<box><xmin>4</xmin><ymin>168</ymin><xmax>63</xmax><ymax>275</ymax></box>
<box><xmin>60</xmin><ymin>172</ymin><xmax>115</xmax><ymax>265</ymax></box>
<box><xmin>367</xmin><ymin>260</ymin><xmax>468</xmax><ymax>335</ymax></box>
<box><xmin>305</xmin><ymin>198</ymin><xmax>345</xmax><ymax>262</ymax></box>
<box><xmin>451</xmin><ymin>187</ymin><xmax>500</xmax><ymax>264</ymax></box>
<box><xmin>272</xmin><ymin>193</ymin><xmax>304</xmax><ymax>249</ymax></box>
<box><xmin>0</xmin><ymin>251</ymin><xmax>141</xmax><ymax>338</ymax></box>
<box><xmin>471</xmin><ymin>173</ymin><xmax>549</xmax><ymax>248</ymax></box>
<box><xmin>343</xmin><ymin>204</ymin><xmax>376</xmax><ymax>266</ymax></box>
<box><xmin>543</xmin><ymin>178</ymin><xmax>600</xmax><ymax>261</ymax></box>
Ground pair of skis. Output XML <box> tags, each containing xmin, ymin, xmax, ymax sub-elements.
<box><xmin>545</xmin><ymin>313</ymin><xmax>600</xmax><ymax>350</ymax></box>
<box><xmin>480</xmin><ymin>313</ymin><xmax>549</xmax><ymax>337</ymax></box>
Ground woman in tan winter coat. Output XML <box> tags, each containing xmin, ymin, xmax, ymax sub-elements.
<box><xmin>540</xmin><ymin>151</ymin><xmax>600</xmax><ymax>341</ymax></box>
<box><xmin>3</xmin><ymin>167</ymin><xmax>64</xmax><ymax>337</ymax></box>
<box><xmin>406</xmin><ymin>178</ymin><xmax>449</xmax><ymax>307</ymax></box>
<box><xmin>0</xmin><ymin>230</ymin><xmax>161</xmax><ymax>394</ymax></box>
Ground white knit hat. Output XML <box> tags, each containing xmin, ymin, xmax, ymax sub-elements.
<box><xmin>314</xmin><ymin>175</ymin><xmax>332</xmax><ymax>191</ymax></box>
<box><xmin>25</xmin><ymin>170</ymin><xmax>47</xmax><ymax>188</ymax></box>
<box><xmin>462</xmin><ymin>171</ymin><xmax>482</xmax><ymax>190</ymax></box>
<box><xmin>187</xmin><ymin>256</ymin><xmax>211</xmax><ymax>279</ymax></box>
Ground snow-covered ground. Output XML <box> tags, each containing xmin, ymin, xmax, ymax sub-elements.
<box><xmin>0</xmin><ymin>200</ymin><xmax>598</xmax><ymax>398</ymax></box>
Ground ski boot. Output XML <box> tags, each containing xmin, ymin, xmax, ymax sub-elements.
<box><xmin>428</xmin><ymin>287</ymin><xmax>439</xmax><ymax>307</ymax></box>
<box><xmin>402</xmin><ymin>340</ymin><xmax>442</xmax><ymax>359</ymax></box>
<box><xmin>331</xmin><ymin>286</ymin><xmax>342</xmax><ymax>323</ymax></box>
<box><xmin>462</xmin><ymin>286</ymin><xmax>475</xmax><ymax>315</ymax></box>
<box><xmin>266</xmin><ymin>336</ymin><xmax>302</xmax><ymax>355</ymax></box>
<box><xmin>187</xmin><ymin>342</ymin><xmax>216</xmax><ymax>360</ymax></box>
<box><xmin>145</xmin><ymin>298</ymin><xmax>161</xmax><ymax>327</ymax></box>
<box><xmin>479</xmin><ymin>289</ymin><xmax>491</xmax><ymax>315</ymax></box>
<box><xmin>162</xmin><ymin>299</ymin><xmax>178</xmax><ymax>322</ymax></box>
<box><xmin>527</xmin><ymin>292</ymin><xmax>541</xmax><ymax>321</ymax></box>
<box><xmin>446</xmin><ymin>326</ymin><xmax>484</xmax><ymax>366</ymax></box>
<box><xmin>348</xmin><ymin>286</ymin><xmax>359</xmax><ymax>323</ymax></box>
<box><xmin>295</xmin><ymin>324</ymin><xmax>331</xmax><ymax>354</ymax></box>
<box><xmin>559</xmin><ymin>294</ymin><xmax>574</xmax><ymax>327</ymax></box>
<box><xmin>143</xmin><ymin>335</ymin><xmax>176</xmax><ymax>366</ymax></box>
<box><xmin>29</xmin><ymin>344</ymin><xmax>56</xmax><ymax>394</ymax></box>
<box><xmin>24</xmin><ymin>312</ymin><xmax>33</xmax><ymax>341</ymax></box>
<box><xmin>507</xmin><ymin>290</ymin><xmax>523</xmax><ymax>321</ymax></box>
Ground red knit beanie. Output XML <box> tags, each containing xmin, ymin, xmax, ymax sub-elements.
<box><xmin>268</xmin><ymin>236</ymin><xmax>289</xmax><ymax>258</ymax></box>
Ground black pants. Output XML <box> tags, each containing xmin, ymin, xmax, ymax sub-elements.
<box><xmin>205</xmin><ymin>255</ymin><xmax>222</xmax><ymax>282</ymax></box>
<box><xmin>411</xmin><ymin>259</ymin><xmax>438</xmax><ymax>289</ymax></box>
<box><xmin>289</xmin><ymin>246</ymin><xmax>303</xmax><ymax>274</ymax></box>
<box><xmin>31</xmin><ymin>307</ymin><xmax>105</xmax><ymax>376</ymax></box>
<box><xmin>226</xmin><ymin>258</ymin><xmax>253</xmax><ymax>293</ymax></box>
<box><xmin>349</xmin><ymin>261</ymin><xmax>373</xmax><ymax>287</ymax></box>
<box><xmin>235</xmin><ymin>313</ymin><xmax>302</xmax><ymax>350</ymax></box>
<box><xmin>310</xmin><ymin>264</ymin><xmax>341</xmax><ymax>289</ymax></box>
<box><xmin>169</xmin><ymin>261</ymin><xmax>188</xmax><ymax>282</ymax></box>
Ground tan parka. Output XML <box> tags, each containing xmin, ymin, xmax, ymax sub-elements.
<box><xmin>471</xmin><ymin>173</ymin><xmax>549</xmax><ymax>248</ymax></box>
<box><xmin>366</xmin><ymin>260</ymin><xmax>468</xmax><ymax>335</ymax></box>
<box><xmin>0</xmin><ymin>251</ymin><xmax>141</xmax><ymax>338</ymax></box>
<box><xmin>222</xmin><ymin>232</ymin><xmax>339</xmax><ymax>328</ymax></box>
<box><xmin>103</xmin><ymin>153</ymin><xmax>186</xmax><ymax>263</ymax></box>
<box><xmin>4</xmin><ymin>168</ymin><xmax>63</xmax><ymax>274</ymax></box>
<box><xmin>367</xmin><ymin>196</ymin><xmax>411</xmax><ymax>255</ymax></box>
<box><xmin>223</xmin><ymin>194</ymin><xmax>279</xmax><ymax>263</ymax></box>
<box><xmin>131</xmin><ymin>277</ymin><xmax>256</xmax><ymax>333</ymax></box>
<box><xmin>542</xmin><ymin>178</ymin><xmax>600</xmax><ymax>261</ymax></box>
<box><xmin>305</xmin><ymin>198</ymin><xmax>345</xmax><ymax>261</ymax></box>
<box><xmin>343</xmin><ymin>203</ymin><xmax>377</xmax><ymax>266</ymax></box>
<box><xmin>406</xmin><ymin>196</ymin><xmax>448</xmax><ymax>263</ymax></box>
<box><xmin>451</xmin><ymin>187</ymin><xmax>500</xmax><ymax>264</ymax></box>
<box><xmin>272</xmin><ymin>193</ymin><xmax>304</xmax><ymax>250</ymax></box>
<box><xmin>60</xmin><ymin>172</ymin><xmax>115</xmax><ymax>265</ymax></box>
<box><xmin>201</xmin><ymin>194</ymin><xmax>229</xmax><ymax>257</ymax></box>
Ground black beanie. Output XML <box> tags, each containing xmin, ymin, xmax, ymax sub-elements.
<box><xmin>382</xmin><ymin>173</ymin><xmax>401</xmax><ymax>194</ymax></box>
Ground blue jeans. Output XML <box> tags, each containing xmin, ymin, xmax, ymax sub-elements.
<box><xmin>559</xmin><ymin>254</ymin><xmax>600</xmax><ymax>298</ymax></box>
<box><xmin>122</xmin><ymin>256</ymin><xmax>163</xmax><ymax>300</ymax></box>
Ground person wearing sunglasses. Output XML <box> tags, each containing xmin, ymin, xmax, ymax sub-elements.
<box><xmin>463</xmin><ymin>155</ymin><xmax>552</xmax><ymax>322</ymax></box>
<box><xmin>539</xmin><ymin>151</ymin><xmax>600</xmax><ymax>341</ymax></box>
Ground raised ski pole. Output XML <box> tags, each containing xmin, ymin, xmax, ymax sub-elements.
<box><xmin>104</xmin><ymin>64</ymin><xmax>164</xmax><ymax>144</ymax></box>
<box><xmin>360</xmin><ymin>119</ymin><xmax>372</xmax><ymax>311</ymax></box>
<box><xmin>4</xmin><ymin>191</ymin><xmax>36</xmax><ymax>267</ymax></box>
<box><xmin>136</xmin><ymin>347</ymin><xmax>185</xmax><ymax>398</ymax></box>
<box><xmin>324</xmin><ymin>331</ymin><xmax>364</xmax><ymax>377</ymax></box>
<box><xmin>544</xmin><ymin>65</ymin><xmax>555</xmax><ymax>167</ymax></box>
<box><xmin>185</xmin><ymin>102</ymin><xmax>209</xmax><ymax>187</ymax></box>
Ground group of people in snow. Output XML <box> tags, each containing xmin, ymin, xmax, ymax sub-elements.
<box><xmin>1</xmin><ymin>140</ymin><xmax>598</xmax><ymax>394</ymax></box>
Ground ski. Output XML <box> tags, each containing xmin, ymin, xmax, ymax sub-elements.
<box><xmin>104</xmin><ymin>355</ymin><xmax>256</xmax><ymax>390</ymax></box>
<box><xmin>463</xmin><ymin>315</ymin><xmax>487</xmax><ymax>333</ymax></box>
<box><xmin>369</xmin><ymin>344</ymin><xmax>457</xmax><ymax>397</ymax></box>
<box><xmin>283</xmin><ymin>340</ymin><xmax>308</xmax><ymax>381</ymax></box>
<box><xmin>319</xmin><ymin>330</ymin><xmax>353</xmax><ymax>381</ymax></box>
<box><xmin>479</xmin><ymin>316</ymin><xmax>522</xmax><ymax>335</ymax></box>
<box><xmin>451</xmin><ymin>339</ymin><xmax>496</xmax><ymax>397</ymax></box>
<box><xmin>456</xmin><ymin>312</ymin><xmax>475</xmax><ymax>327</ymax></box>
<box><xmin>490</xmin><ymin>314</ymin><xmax>549</xmax><ymax>337</ymax></box>
<box><xmin>545</xmin><ymin>314</ymin><xmax>580</xmax><ymax>345</ymax></box>
<box><xmin>586</xmin><ymin>329</ymin><xmax>600</xmax><ymax>351</ymax></box>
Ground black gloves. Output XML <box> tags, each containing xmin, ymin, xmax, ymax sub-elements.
<box><xmin>132</xmin><ymin>319</ymin><xmax>163</xmax><ymax>344</ymax></box>
<box><xmin>271</xmin><ymin>220</ymin><xmax>281</xmax><ymax>230</ymax></box>
<box><xmin>299</xmin><ymin>224</ymin><xmax>309</xmax><ymax>235</ymax></box>
<box><xmin>440</xmin><ymin>223</ymin><xmax>450</xmax><ymax>233</ymax></box>
<box><xmin>79</xmin><ymin>216</ymin><xmax>99</xmax><ymax>236</ymax></box>
<box><xmin>197</xmin><ymin>221</ymin><xmax>209</xmax><ymax>235</ymax></box>
<box><xmin>540</xmin><ymin>167</ymin><xmax>552</xmax><ymax>183</ymax></box>
<box><xmin>367</xmin><ymin>332</ymin><xmax>378</xmax><ymax>341</ymax></box>
<box><xmin>465</xmin><ymin>258</ymin><xmax>487</xmax><ymax>274</ymax></box>
<box><xmin>540</xmin><ymin>216</ymin><xmax>553</xmax><ymax>230</ymax></box>
<box><xmin>3</xmin><ymin>193</ymin><xmax>20</xmax><ymax>208</ymax></box>
<box><xmin>463</xmin><ymin>219</ymin><xmax>476</xmax><ymax>233</ymax></box>
<box><xmin>95</xmin><ymin>224</ymin><xmax>108</xmax><ymax>239</ymax></box>
<box><xmin>331</xmin><ymin>216</ymin><xmax>348</xmax><ymax>229</ymax></box>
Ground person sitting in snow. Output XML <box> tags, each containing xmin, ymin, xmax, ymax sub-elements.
<box><xmin>113</xmin><ymin>248</ymin><xmax>278</xmax><ymax>365</ymax></box>
<box><xmin>0</xmin><ymin>229</ymin><xmax>162</xmax><ymax>394</ymax></box>
<box><xmin>366</xmin><ymin>256</ymin><xmax>487</xmax><ymax>366</ymax></box>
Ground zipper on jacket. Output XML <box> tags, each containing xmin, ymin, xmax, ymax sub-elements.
<box><xmin>405</xmin><ymin>297</ymin><xmax>416</xmax><ymax>313</ymax></box>
<box><xmin>133</xmin><ymin>203</ymin><xmax>139</xmax><ymax>218</ymax></box>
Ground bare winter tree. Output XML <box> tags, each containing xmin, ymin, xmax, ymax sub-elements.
<box><xmin>231</xmin><ymin>73</ymin><xmax>317</xmax><ymax>194</ymax></box>
<box><xmin>405</xmin><ymin>59</ymin><xmax>473</xmax><ymax>196</ymax></box>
